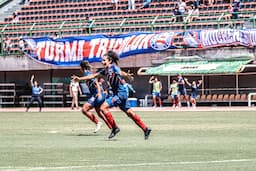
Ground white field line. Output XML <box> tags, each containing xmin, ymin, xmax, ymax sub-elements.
<box><xmin>1</xmin><ymin>158</ymin><xmax>256</xmax><ymax>171</ymax></box>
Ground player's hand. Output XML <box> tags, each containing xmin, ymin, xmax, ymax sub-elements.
<box><xmin>71</xmin><ymin>75</ymin><xmax>80</xmax><ymax>81</ymax></box>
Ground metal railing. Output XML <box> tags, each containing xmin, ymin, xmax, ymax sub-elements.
<box><xmin>0</xmin><ymin>11</ymin><xmax>255</xmax><ymax>55</ymax></box>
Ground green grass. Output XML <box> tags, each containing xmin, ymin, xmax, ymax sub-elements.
<box><xmin>0</xmin><ymin>110</ymin><xmax>256</xmax><ymax>171</ymax></box>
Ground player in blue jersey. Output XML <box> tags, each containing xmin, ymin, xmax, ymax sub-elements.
<box><xmin>26</xmin><ymin>75</ymin><xmax>44</xmax><ymax>112</ymax></box>
<box><xmin>184</xmin><ymin>78</ymin><xmax>202</xmax><ymax>108</ymax></box>
<box><xmin>72</xmin><ymin>50</ymin><xmax>151</xmax><ymax>140</ymax></box>
<box><xmin>72</xmin><ymin>61</ymin><xmax>113</xmax><ymax>133</ymax></box>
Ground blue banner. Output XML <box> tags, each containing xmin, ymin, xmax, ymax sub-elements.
<box><xmin>23</xmin><ymin>29</ymin><xmax>256</xmax><ymax>66</ymax></box>
<box><xmin>24</xmin><ymin>32</ymin><xmax>177</xmax><ymax>66</ymax></box>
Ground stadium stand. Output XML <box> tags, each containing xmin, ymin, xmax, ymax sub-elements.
<box><xmin>0</xmin><ymin>0</ymin><xmax>255</xmax><ymax>54</ymax></box>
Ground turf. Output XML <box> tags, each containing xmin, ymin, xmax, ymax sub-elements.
<box><xmin>0</xmin><ymin>110</ymin><xmax>256</xmax><ymax>171</ymax></box>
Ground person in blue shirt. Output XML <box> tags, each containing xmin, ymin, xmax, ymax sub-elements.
<box><xmin>26</xmin><ymin>75</ymin><xmax>44</xmax><ymax>112</ymax></box>
<box><xmin>72</xmin><ymin>50</ymin><xmax>151</xmax><ymax>140</ymax></box>
<box><xmin>122</xmin><ymin>78</ymin><xmax>136</xmax><ymax>97</ymax></box>
<box><xmin>72</xmin><ymin>61</ymin><xmax>113</xmax><ymax>133</ymax></box>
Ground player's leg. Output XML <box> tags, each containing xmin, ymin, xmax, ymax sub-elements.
<box><xmin>26</xmin><ymin>96</ymin><xmax>35</xmax><ymax>112</ymax></box>
<box><xmin>100</xmin><ymin>99</ymin><xmax>119</xmax><ymax>139</ymax></box>
<box><xmin>37</xmin><ymin>96</ymin><xmax>43</xmax><ymax>112</ymax></box>
<box><xmin>152</xmin><ymin>93</ymin><xmax>157</xmax><ymax>107</ymax></box>
<box><xmin>95</xmin><ymin>107</ymin><xmax>112</xmax><ymax>129</ymax></box>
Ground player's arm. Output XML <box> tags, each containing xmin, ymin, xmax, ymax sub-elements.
<box><xmin>30</xmin><ymin>75</ymin><xmax>34</xmax><ymax>87</ymax></box>
<box><xmin>120</xmin><ymin>70</ymin><xmax>134</xmax><ymax>82</ymax></box>
<box><xmin>184</xmin><ymin>78</ymin><xmax>191</xmax><ymax>86</ymax></box>
<box><xmin>72</xmin><ymin>72</ymin><xmax>100</xmax><ymax>82</ymax></box>
<box><xmin>69</xmin><ymin>83</ymin><xmax>73</xmax><ymax>97</ymax></box>
<box><xmin>148</xmin><ymin>76</ymin><xmax>154</xmax><ymax>84</ymax></box>
<box><xmin>197</xmin><ymin>80</ymin><xmax>202</xmax><ymax>87</ymax></box>
<box><xmin>39</xmin><ymin>87</ymin><xmax>44</xmax><ymax>95</ymax></box>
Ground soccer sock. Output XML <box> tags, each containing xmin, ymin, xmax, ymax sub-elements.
<box><xmin>82</xmin><ymin>110</ymin><xmax>99</xmax><ymax>124</ymax></box>
<box><xmin>131</xmin><ymin>114</ymin><xmax>147</xmax><ymax>131</ymax></box>
<box><xmin>98</xmin><ymin>111</ymin><xmax>112</xmax><ymax>129</ymax></box>
<box><xmin>104</xmin><ymin>112</ymin><xmax>117</xmax><ymax>129</ymax></box>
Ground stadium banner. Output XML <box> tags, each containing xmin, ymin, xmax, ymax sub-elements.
<box><xmin>23</xmin><ymin>32</ymin><xmax>177</xmax><ymax>66</ymax></box>
<box><xmin>199</xmin><ymin>29</ymin><xmax>256</xmax><ymax>48</ymax></box>
<box><xmin>145</xmin><ymin>59</ymin><xmax>251</xmax><ymax>75</ymax></box>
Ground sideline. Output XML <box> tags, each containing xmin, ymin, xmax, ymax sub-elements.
<box><xmin>1</xmin><ymin>158</ymin><xmax>256</xmax><ymax>171</ymax></box>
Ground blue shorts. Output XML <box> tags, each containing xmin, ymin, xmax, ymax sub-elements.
<box><xmin>171</xmin><ymin>94</ymin><xmax>178</xmax><ymax>99</ymax></box>
<box><xmin>190</xmin><ymin>93</ymin><xmax>198</xmax><ymax>99</ymax></box>
<box><xmin>152</xmin><ymin>92</ymin><xmax>161</xmax><ymax>97</ymax></box>
<box><xmin>106</xmin><ymin>91</ymin><xmax>131</xmax><ymax>112</ymax></box>
<box><xmin>178</xmin><ymin>88</ymin><xmax>187</xmax><ymax>96</ymax></box>
<box><xmin>87</xmin><ymin>92</ymin><xmax>105</xmax><ymax>107</ymax></box>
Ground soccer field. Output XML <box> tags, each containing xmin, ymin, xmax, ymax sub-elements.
<box><xmin>0</xmin><ymin>109</ymin><xmax>256</xmax><ymax>171</ymax></box>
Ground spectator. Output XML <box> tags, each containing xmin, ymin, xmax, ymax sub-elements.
<box><xmin>208</xmin><ymin>0</ymin><xmax>215</xmax><ymax>5</ymax></box>
<box><xmin>11</xmin><ymin>12</ymin><xmax>19</xmax><ymax>23</ymax></box>
<box><xmin>178</xmin><ymin>0</ymin><xmax>186</xmax><ymax>15</ymax></box>
<box><xmin>84</xmin><ymin>15</ymin><xmax>93</xmax><ymax>34</ymax></box>
<box><xmin>170</xmin><ymin>5</ymin><xmax>180</xmax><ymax>23</ymax></box>
<box><xmin>139</xmin><ymin>0</ymin><xmax>151</xmax><ymax>9</ymax></box>
<box><xmin>112</xmin><ymin>0</ymin><xmax>119</xmax><ymax>10</ymax></box>
<box><xmin>178</xmin><ymin>0</ymin><xmax>186</xmax><ymax>22</ymax></box>
<box><xmin>18</xmin><ymin>37</ymin><xmax>25</xmax><ymax>57</ymax></box>
<box><xmin>128</xmin><ymin>0</ymin><xmax>135</xmax><ymax>10</ymax></box>
<box><xmin>232</xmin><ymin>0</ymin><xmax>240</xmax><ymax>19</ymax></box>
<box><xmin>4</xmin><ymin>36</ymin><xmax>13</xmax><ymax>55</ymax></box>
<box><xmin>190</xmin><ymin>6</ymin><xmax>200</xmax><ymax>22</ymax></box>
<box><xmin>223</xmin><ymin>4</ymin><xmax>233</xmax><ymax>21</ymax></box>
<box><xmin>69</xmin><ymin>79</ymin><xmax>82</xmax><ymax>110</ymax></box>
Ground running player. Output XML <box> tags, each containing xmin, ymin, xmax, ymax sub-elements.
<box><xmin>26</xmin><ymin>75</ymin><xmax>44</xmax><ymax>112</ymax></box>
<box><xmin>72</xmin><ymin>61</ymin><xmax>113</xmax><ymax>133</ymax></box>
<box><xmin>184</xmin><ymin>78</ymin><xmax>202</xmax><ymax>108</ymax></box>
<box><xmin>72</xmin><ymin>50</ymin><xmax>151</xmax><ymax>140</ymax></box>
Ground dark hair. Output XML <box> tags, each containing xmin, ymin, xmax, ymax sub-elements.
<box><xmin>104</xmin><ymin>50</ymin><xmax>119</xmax><ymax>64</ymax></box>
<box><xmin>80</xmin><ymin>61</ymin><xmax>91</xmax><ymax>70</ymax></box>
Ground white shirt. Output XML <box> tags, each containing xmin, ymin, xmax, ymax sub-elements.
<box><xmin>70</xmin><ymin>82</ymin><xmax>79</xmax><ymax>92</ymax></box>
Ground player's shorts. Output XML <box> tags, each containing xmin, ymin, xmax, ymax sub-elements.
<box><xmin>190</xmin><ymin>93</ymin><xmax>198</xmax><ymax>99</ymax></box>
<box><xmin>106</xmin><ymin>91</ymin><xmax>131</xmax><ymax>112</ymax></box>
<box><xmin>87</xmin><ymin>92</ymin><xmax>105</xmax><ymax>107</ymax></box>
<box><xmin>152</xmin><ymin>92</ymin><xmax>161</xmax><ymax>97</ymax></box>
<box><xmin>178</xmin><ymin>88</ymin><xmax>187</xmax><ymax>96</ymax></box>
<box><xmin>171</xmin><ymin>94</ymin><xmax>178</xmax><ymax>100</ymax></box>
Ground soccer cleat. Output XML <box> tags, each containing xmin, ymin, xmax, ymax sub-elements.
<box><xmin>144</xmin><ymin>127</ymin><xmax>152</xmax><ymax>140</ymax></box>
<box><xmin>94</xmin><ymin>121</ymin><xmax>103</xmax><ymax>133</ymax></box>
<box><xmin>108</xmin><ymin>127</ymin><xmax>120</xmax><ymax>139</ymax></box>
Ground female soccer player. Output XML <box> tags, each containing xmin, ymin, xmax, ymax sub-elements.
<box><xmin>72</xmin><ymin>50</ymin><xmax>151</xmax><ymax>140</ymax></box>
<box><xmin>184</xmin><ymin>78</ymin><xmax>202</xmax><ymax>108</ymax></box>
<box><xmin>73</xmin><ymin>61</ymin><xmax>113</xmax><ymax>133</ymax></box>
<box><xmin>26</xmin><ymin>75</ymin><xmax>44</xmax><ymax>112</ymax></box>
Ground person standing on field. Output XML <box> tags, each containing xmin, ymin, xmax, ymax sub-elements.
<box><xmin>149</xmin><ymin>76</ymin><xmax>162</xmax><ymax>107</ymax></box>
<box><xmin>26</xmin><ymin>75</ymin><xmax>44</xmax><ymax>112</ymax></box>
<box><xmin>69</xmin><ymin>79</ymin><xmax>82</xmax><ymax>110</ymax></box>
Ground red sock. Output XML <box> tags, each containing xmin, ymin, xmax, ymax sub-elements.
<box><xmin>131</xmin><ymin>114</ymin><xmax>147</xmax><ymax>131</ymax></box>
<box><xmin>104</xmin><ymin>112</ymin><xmax>117</xmax><ymax>129</ymax></box>
<box><xmin>82</xmin><ymin>110</ymin><xmax>98</xmax><ymax>124</ymax></box>
<box><xmin>98</xmin><ymin>112</ymin><xmax>112</xmax><ymax>129</ymax></box>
